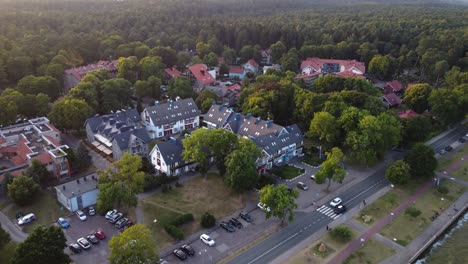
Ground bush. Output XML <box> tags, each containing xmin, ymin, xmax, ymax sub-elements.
<box><xmin>143</xmin><ymin>174</ymin><xmax>159</xmax><ymax>191</ymax></box>
<box><xmin>7</xmin><ymin>175</ymin><xmax>39</xmax><ymax>206</ymax></box>
<box><xmin>330</xmin><ymin>226</ymin><xmax>352</xmax><ymax>242</ymax></box>
<box><xmin>201</xmin><ymin>212</ymin><xmax>216</xmax><ymax>228</ymax></box>
<box><xmin>437</xmin><ymin>186</ymin><xmax>449</xmax><ymax>194</ymax></box>
<box><xmin>255</xmin><ymin>174</ymin><xmax>276</xmax><ymax>189</ymax></box>
<box><xmin>170</xmin><ymin>213</ymin><xmax>194</xmax><ymax>226</ymax></box>
<box><xmin>161</xmin><ymin>184</ymin><xmax>172</xmax><ymax>193</ymax></box>
<box><xmin>164</xmin><ymin>225</ymin><xmax>184</xmax><ymax>240</ymax></box>
<box><xmin>405</xmin><ymin>206</ymin><xmax>422</xmax><ymax>218</ymax></box>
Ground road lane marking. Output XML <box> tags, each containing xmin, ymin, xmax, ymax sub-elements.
<box><xmin>247</xmin><ymin>230</ymin><xmax>301</xmax><ymax>264</ymax></box>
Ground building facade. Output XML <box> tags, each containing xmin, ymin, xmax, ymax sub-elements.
<box><xmin>55</xmin><ymin>174</ymin><xmax>99</xmax><ymax>212</ymax></box>
<box><xmin>149</xmin><ymin>138</ymin><xmax>196</xmax><ymax>176</ymax></box>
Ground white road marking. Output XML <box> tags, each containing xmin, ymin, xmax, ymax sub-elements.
<box><xmin>247</xmin><ymin>229</ymin><xmax>301</xmax><ymax>263</ymax></box>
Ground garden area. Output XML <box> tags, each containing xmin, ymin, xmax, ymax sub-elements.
<box><xmin>142</xmin><ymin>173</ymin><xmax>251</xmax><ymax>250</ymax></box>
<box><xmin>343</xmin><ymin>239</ymin><xmax>395</xmax><ymax>264</ymax></box>
<box><xmin>272</xmin><ymin>165</ymin><xmax>305</xmax><ymax>180</ymax></box>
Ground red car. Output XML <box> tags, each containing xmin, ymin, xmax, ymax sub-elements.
<box><xmin>95</xmin><ymin>230</ymin><xmax>106</xmax><ymax>240</ymax></box>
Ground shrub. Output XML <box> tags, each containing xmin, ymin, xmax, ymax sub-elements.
<box><xmin>330</xmin><ymin>226</ymin><xmax>352</xmax><ymax>242</ymax></box>
<box><xmin>201</xmin><ymin>212</ymin><xmax>216</xmax><ymax>228</ymax></box>
<box><xmin>255</xmin><ymin>174</ymin><xmax>276</xmax><ymax>189</ymax></box>
<box><xmin>437</xmin><ymin>186</ymin><xmax>449</xmax><ymax>194</ymax></box>
<box><xmin>161</xmin><ymin>184</ymin><xmax>172</xmax><ymax>193</ymax></box>
<box><xmin>143</xmin><ymin>174</ymin><xmax>159</xmax><ymax>191</ymax></box>
<box><xmin>405</xmin><ymin>206</ymin><xmax>422</xmax><ymax>218</ymax></box>
<box><xmin>164</xmin><ymin>225</ymin><xmax>184</xmax><ymax>240</ymax></box>
<box><xmin>170</xmin><ymin>213</ymin><xmax>194</xmax><ymax>226</ymax></box>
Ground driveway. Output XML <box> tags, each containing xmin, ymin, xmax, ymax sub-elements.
<box><xmin>0</xmin><ymin>204</ymin><xmax>27</xmax><ymax>242</ymax></box>
<box><xmin>64</xmin><ymin>212</ymin><xmax>120</xmax><ymax>264</ymax></box>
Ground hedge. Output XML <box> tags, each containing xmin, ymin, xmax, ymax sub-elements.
<box><xmin>170</xmin><ymin>213</ymin><xmax>194</xmax><ymax>226</ymax></box>
<box><xmin>164</xmin><ymin>224</ymin><xmax>184</xmax><ymax>240</ymax></box>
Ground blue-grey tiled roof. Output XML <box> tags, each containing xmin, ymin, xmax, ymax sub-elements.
<box><xmin>157</xmin><ymin>138</ymin><xmax>184</xmax><ymax>166</ymax></box>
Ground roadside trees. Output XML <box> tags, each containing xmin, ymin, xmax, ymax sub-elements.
<box><xmin>7</xmin><ymin>175</ymin><xmax>39</xmax><ymax>206</ymax></box>
<box><xmin>48</xmin><ymin>98</ymin><xmax>94</xmax><ymax>132</ymax></box>
<box><xmin>315</xmin><ymin>147</ymin><xmax>346</xmax><ymax>192</ymax></box>
<box><xmin>259</xmin><ymin>184</ymin><xmax>299</xmax><ymax>225</ymax></box>
<box><xmin>385</xmin><ymin>160</ymin><xmax>411</xmax><ymax>185</ymax></box>
<box><xmin>404</xmin><ymin>143</ymin><xmax>437</xmax><ymax>178</ymax></box>
<box><xmin>225</xmin><ymin>139</ymin><xmax>262</xmax><ymax>192</ymax></box>
<box><xmin>109</xmin><ymin>224</ymin><xmax>158</xmax><ymax>264</ymax></box>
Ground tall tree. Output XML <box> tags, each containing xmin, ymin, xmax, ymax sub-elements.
<box><xmin>195</xmin><ymin>89</ymin><xmax>217</xmax><ymax>113</ymax></box>
<box><xmin>404</xmin><ymin>143</ymin><xmax>437</xmax><ymax>178</ymax></box>
<box><xmin>401</xmin><ymin>116</ymin><xmax>431</xmax><ymax>145</ymax></box>
<box><xmin>270</xmin><ymin>41</ymin><xmax>287</xmax><ymax>63</ymax></box>
<box><xmin>12</xmin><ymin>225</ymin><xmax>70</xmax><ymax>264</ymax></box>
<box><xmin>76</xmin><ymin>140</ymin><xmax>92</xmax><ymax>170</ymax></box>
<box><xmin>7</xmin><ymin>175</ymin><xmax>39</xmax><ymax>206</ymax></box>
<box><xmin>428</xmin><ymin>88</ymin><xmax>462</xmax><ymax>126</ymax></box>
<box><xmin>167</xmin><ymin>76</ymin><xmax>193</xmax><ymax>99</ymax></box>
<box><xmin>117</xmin><ymin>56</ymin><xmax>139</xmax><ymax>83</ymax></box>
<box><xmin>138</xmin><ymin>56</ymin><xmax>164</xmax><ymax>80</ymax></box>
<box><xmin>49</xmin><ymin>98</ymin><xmax>94</xmax><ymax>131</ymax></box>
<box><xmin>385</xmin><ymin>160</ymin><xmax>411</xmax><ymax>185</ymax></box>
<box><xmin>404</xmin><ymin>83</ymin><xmax>432</xmax><ymax>114</ymax></box>
<box><xmin>259</xmin><ymin>184</ymin><xmax>299</xmax><ymax>225</ymax></box>
<box><xmin>315</xmin><ymin>147</ymin><xmax>346</xmax><ymax>192</ymax></box>
<box><xmin>308</xmin><ymin>111</ymin><xmax>340</xmax><ymax>146</ymax></box>
<box><xmin>26</xmin><ymin>159</ymin><xmax>50</xmax><ymax>186</ymax></box>
<box><xmin>182</xmin><ymin>129</ymin><xmax>211</xmax><ymax>176</ymax></box>
<box><xmin>109</xmin><ymin>224</ymin><xmax>158</xmax><ymax>264</ymax></box>
<box><xmin>225</xmin><ymin>138</ymin><xmax>262</xmax><ymax>192</ymax></box>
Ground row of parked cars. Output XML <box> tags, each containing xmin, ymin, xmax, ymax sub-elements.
<box><xmin>105</xmin><ymin>209</ymin><xmax>134</xmax><ymax>230</ymax></box>
<box><xmin>69</xmin><ymin>231</ymin><xmax>106</xmax><ymax>253</ymax></box>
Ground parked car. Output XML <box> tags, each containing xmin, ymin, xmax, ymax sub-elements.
<box><xmin>18</xmin><ymin>213</ymin><xmax>36</xmax><ymax>226</ymax></box>
<box><xmin>57</xmin><ymin>217</ymin><xmax>70</xmax><ymax>229</ymax></box>
<box><xmin>76</xmin><ymin>210</ymin><xmax>87</xmax><ymax>221</ymax></box>
<box><xmin>109</xmin><ymin>212</ymin><xmax>123</xmax><ymax>223</ymax></box>
<box><xmin>220</xmin><ymin>221</ymin><xmax>236</xmax><ymax>232</ymax></box>
<box><xmin>445</xmin><ymin>146</ymin><xmax>453</xmax><ymax>151</ymax></box>
<box><xmin>200</xmin><ymin>234</ymin><xmax>215</xmax><ymax>246</ymax></box>
<box><xmin>329</xmin><ymin>197</ymin><xmax>343</xmax><ymax>207</ymax></box>
<box><xmin>95</xmin><ymin>230</ymin><xmax>106</xmax><ymax>240</ymax></box>
<box><xmin>105</xmin><ymin>209</ymin><xmax>118</xmax><ymax>220</ymax></box>
<box><xmin>297</xmin><ymin>181</ymin><xmax>309</xmax><ymax>190</ymax></box>
<box><xmin>257</xmin><ymin>202</ymin><xmax>271</xmax><ymax>212</ymax></box>
<box><xmin>69</xmin><ymin>243</ymin><xmax>81</xmax><ymax>254</ymax></box>
<box><xmin>333</xmin><ymin>204</ymin><xmax>347</xmax><ymax>214</ymax></box>
<box><xmin>310</xmin><ymin>174</ymin><xmax>316</xmax><ymax>181</ymax></box>
<box><xmin>88</xmin><ymin>207</ymin><xmax>96</xmax><ymax>216</ymax></box>
<box><xmin>180</xmin><ymin>244</ymin><xmax>195</xmax><ymax>256</ymax></box>
<box><xmin>86</xmin><ymin>234</ymin><xmax>99</xmax><ymax>244</ymax></box>
<box><xmin>239</xmin><ymin>211</ymin><xmax>253</xmax><ymax>222</ymax></box>
<box><xmin>459</xmin><ymin>137</ymin><xmax>466</xmax><ymax>143</ymax></box>
<box><xmin>229</xmin><ymin>218</ymin><xmax>243</xmax><ymax>228</ymax></box>
<box><xmin>77</xmin><ymin>237</ymin><xmax>91</xmax><ymax>250</ymax></box>
<box><xmin>439</xmin><ymin>149</ymin><xmax>446</xmax><ymax>155</ymax></box>
<box><xmin>173</xmin><ymin>249</ymin><xmax>188</xmax><ymax>260</ymax></box>
<box><xmin>115</xmin><ymin>217</ymin><xmax>129</xmax><ymax>229</ymax></box>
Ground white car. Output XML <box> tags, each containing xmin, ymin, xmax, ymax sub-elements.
<box><xmin>76</xmin><ymin>210</ymin><xmax>87</xmax><ymax>221</ymax></box>
<box><xmin>257</xmin><ymin>202</ymin><xmax>271</xmax><ymax>212</ymax></box>
<box><xmin>105</xmin><ymin>209</ymin><xmax>118</xmax><ymax>220</ymax></box>
<box><xmin>18</xmin><ymin>213</ymin><xmax>36</xmax><ymax>226</ymax></box>
<box><xmin>77</xmin><ymin>237</ymin><xmax>91</xmax><ymax>250</ymax></box>
<box><xmin>200</xmin><ymin>234</ymin><xmax>215</xmax><ymax>246</ymax></box>
<box><xmin>310</xmin><ymin>174</ymin><xmax>316</xmax><ymax>181</ymax></box>
<box><xmin>329</xmin><ymin>197</ymin><xmax>343</xmax><ymax>208</ymax></box>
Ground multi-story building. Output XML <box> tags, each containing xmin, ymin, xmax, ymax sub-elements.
<box><xmin>149</xmin><ymin>138</ymin><xmax>196</xmax><ymax>176</ymax></box>
<box><xmin>64</xmin><ymin>60</ymin><xmax>118</xmax><ymax>93</ymax></box>
<box><xmin>55</xmin><ymin>174</ymin><xmax>99</xmax><ymax>212</ymax></box>
<box><xmin>0</xmin><ymin>117</ymin><xmax>70</xmax><ymax>178</ymax></box>
<box><xmin>142</xmin><ymin>98</ymin><xmax>201</xmax><ymax>139</ymax></box>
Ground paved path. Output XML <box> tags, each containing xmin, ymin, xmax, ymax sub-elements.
<box><xmin>0</xmin><ymin>204</ymin><xmax>27</xmax><ymax>242</ymax></box>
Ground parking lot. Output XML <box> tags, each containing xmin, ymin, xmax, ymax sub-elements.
<box><xmin>62</xmin><ymin>211</ymin><xmax>120</xmax><ymax>264</ymax></box>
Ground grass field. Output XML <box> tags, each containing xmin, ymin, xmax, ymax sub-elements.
<box><xmin>3</xmin><ymin>190</ymin><xmax>67</xmax><ymax>233</ymax></box>
<box><xmin>272</xmin><ymin>165</ymin><xmax>304</xmax><ymax>180</ymax></box>
<box><xmin>0</xmin><ymin>242</ymin><xmax>16</xmax><ymax>264</ymax></box>
<box><xmin>142</xmin><ymin>173</ymin><xmax>249</xmax><ymax>250</ymax></box>
<box><xmin>343</xmin><ymin>239</ymin><xmax>395</xmax><ymax>264</ymax></box>
<box><xmin>286</xmin><ymin>225</ymin><xmax>360</xmax><ymax>264</ymax></box>
<box><xmin>380</xmin><ymin>179</ymin><xmax>465</xmax><ymax>246</ymax></box>
<box><xmin>437</xmin><ymin>144</ymin><xmax>468</xmax><ymax>182</ymax></box>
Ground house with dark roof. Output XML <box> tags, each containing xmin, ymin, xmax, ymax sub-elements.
<box><xmin>84</xmin><ymin>109</ymin><xmax>151</xmax><ymax>160</ymax></box>
<box><xmin>187</xmin><ymin>64</ymin><xmax>216</xmax><ymax>89</ymax></box>
<box><xmin>203</xmin><ymin>104</ymin><xmax>304</xmax><ymax>172</ymax></box>
<box><xmin>149</xmin><ymin>138</ymin><xmax>196</xmax><ymax>176</ymax></box>
<box><xmin>55</xmin><ymin>174</ymin><xmax>99</xmax><ymax>212</ymax></box>
<box><xmin>142</xmin><ymin>98</ymin><xmax>201</xmax><ymax>139</ymax></box>
<box><xmin>64</xmin><ymin>60</ymin><xmax>118</xmax><ymax>93</ymax></box>
<box><xmin>382</xmin><ymin>93</ymin><xmax>402</xmax><ymax>107</ymax></box>
<box><xmin>0</xmin><ymin>117</ymin><xmax>70</xmax><ymax>178</ymax></box>
<box><xmin>384</xmin><ymin>80</ymin><xmax>404</xmax><ymax>95</ymax></box>
<box><xmin>244</xmin><ymin>59</ymin><xmax>259</xmax><ymax>75</ymax></box>
<box><xmin>298</xmin><ymin>58</ymin><xmax>366</xmax><ymax>86</ymax></box>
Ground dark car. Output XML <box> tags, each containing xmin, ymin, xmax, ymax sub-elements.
<box><xmin>109</xmin><ymin>212</ymin><xmax>124</xmax><ymax>224</ymax></box>
<box><xmin>459</xmin><ymin>137</ymin><xmax>466</xmax><ymax>143</ymax></box>
<box><xmin>160</xmin><ymin>136</ymin><xmax>170</xmax><ymax>142</ymax></box>
<box><xmin>69</xmin><ymin>243</ymin><xmax>81</xmax><ymax>254</ymax></box>
<box><xmin>333</xmin><ymin>204</ymin><xmax>346</xmax><ymax>214</ymax></box>
<box><xmin>229</xmin><ymin>218</ymin><xmax>243</xmax><ymax>228</ymax></box>
<box><xmin>86</xmin><ymin>234</ymin><xmax>99</xmax><ymax>244</ymax></box>
<box><xmin>220</xmin><ymin>221</ymin><xmax>236</xmax><ymax>232</ymax></box>
<box><xmin>445</xmin><ymin>146</ymin><xmax>453</xmax><ymax>151</ymax></box>
<box><xmin>180</xmin><ymin>244</ymin><xmax>195</xmax><ymax>256</ymax></box>
<box><xmin>239</xmin><ymin>211</ymin><xmax>253</xmax><ymax>222</ymax></box>
<box><xmin>173</xmin><ymin>249</ymin><xmax>188</xmax><ymax>260</ymax></box>
<box><xmin>115</xmin><ymin>217</ymin><xmax>129</xmax><ymax>229</ymax></box>
<box><xmin>95</xmin><ymin>230</ymin><xmax>106</xmax><ymax>240</ymax></box>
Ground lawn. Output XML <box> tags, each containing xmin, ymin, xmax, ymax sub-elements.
<box><xmin>437</xmin><ymin>144</ymin><xmax>467</xmax><ymax>173</ymax></box>
<box><xmin>343</xmin><ymin>239</ymin><xmax>395</xmax><ymax>264</ymax></box>
<box><xmin>3</xmin><ymin>190</ymin><xmax>68</xmax><ymax>233</ymax></box>
<box><xmin>286</xmin><ymin>225</ymin><xmax>360</xmax><ymax>264</ymax></box>
<box><xmin>142</xmin><ymin>173</ymin><xmax>249</xmax><ymax>250</ymax></box>
<box><xmin>0</xmin><ymin>242</ymin><xmax>16</xmax><ymax>264</ymax></box>
<box><xmin>380</xmin><ymin>179</ymin><xmax>465</xmax><ymax>246</ymax></box>
<box><xmin>356</xmin><ymin>179</ymin><xmax>422</xmax><ymax>226</ymax></box>
<box><xmin>272</xmin><ymin>165</ymin><xmax>305</xmax><ymax>180</ymax></box>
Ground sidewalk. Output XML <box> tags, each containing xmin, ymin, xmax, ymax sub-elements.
<box><xmin>0</xmin><ymin>204</ymin><xmax>27</xmax><ymax>242</ymax></box>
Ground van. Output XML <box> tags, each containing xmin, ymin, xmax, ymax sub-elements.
<box><xmin>18</xmin><ymin>213</ymin><xmax>36</xmax><ymax>225</ymax></box>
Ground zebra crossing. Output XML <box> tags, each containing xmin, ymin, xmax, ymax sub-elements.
<box><xmin>316</xmin><ymin>205</ymin><xmax>341</xmax><ymax>219</ymax></box>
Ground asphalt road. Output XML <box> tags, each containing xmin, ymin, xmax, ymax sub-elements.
<box><xmin>227</xmin><ymin>125</ymin><xmax>467</xmax><ymax>264</ymax></box>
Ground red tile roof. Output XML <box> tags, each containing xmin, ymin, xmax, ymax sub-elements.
<box><xmin>16</xmin><ymin>138</ymin><xmax>32</xmax><ymax>162</ymax></box>
<box><xmin>300</xmin><ymin>57</ymin><xmax>366</xmax><ymax>75</ymax></box>
<box><xmin>11</xmin><ymin>169</ymin><xmax>26</xmax><ymax>177</ymax></box>
<box><xmin>295</xmin><ymin>72</ymin><xmax>322</xmax><ymax>79</ymax></box>
<box><xmin>34</xmin><ymin>153</ymin><xmax>54</xmax><ymax>164</ymax></box>
<box><xmin>217</xmin><ymin>57</ymin><xmax>225</xmax><ymax>65</ymax></box>
<box><xmin>64</xmin><ymin>60</ymin><xmax>118</xmax><ymax>81</ymax></box>
<box><xmin>336</xmin><ymin>71</ymin><xmax>366</xmax><ymax>79</ymax></box>
<box><xmin>399</xmin><ymin>109</ymin><xmax>419</xmax><ymax>118</ymax></box>
<box><xmin>47</xmin><ymin>124</ymin><xmax>61</xmax><ymax>133</ymax></box>
<box><xmin>228</xmin><ymin>84</ymin><xmax>241</xmax><ymax>92</ymax></box>
<box><xmin>383</xmin><ymin>93</ymin><xmax>402</xmax><ymax>106</ymax></box>
<box><xmin>188</xmin><ymin>64</ymin><xmax>216</xmax><ymax>85</ymax></box>
<box><xmin>45</xmin><ymin>135</ymin><xmax>60</xmax><ymax>147</ymax></box>
<box><xmin>229</xmin><ymin>67</ymin><xmax>245</xmax><ymax>75</ymax></box>
<box><xmin>386</xmin><ymin>80</ymin><xmax>404</xmax><ymax>92</ymax></box>
<box><xmin>164</xmin><ymin>67</ymin><xmax>182</xmax><ymax>78</ymax></box>
<box><xmin>12</xmin><ymin>155</ymin><xmax>27</xmax><ymax>166</ymax></box>
<box><xmin>0</xmin><ymin>137</ymin><xmax>5</xmax><ymax>144</ymax></box>
<box><xmin>247</xmin><ymin>59</ymin><xmax>259</xmax><ymax>69</ymax></box>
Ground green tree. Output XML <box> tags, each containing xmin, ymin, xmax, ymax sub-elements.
<box><xmin>195</xmin><ymin>89</ymin><xmax>217</xmax><ymax>113</ymax></box>
<box><xmin>404</xmin><ymin>143</ymin><xmax>437</xmax><ymax>178</ymax></box>
<box><xmin>308</xmin><ymin>111</ymin><xmax>340</xmax><ymax>146</ymax></box>
<box><xmin>117</xmin><ymin>56</ymin><xmax>139</xmax><ymax>83</ymax></box>
<box><xmin>138</xmin><ymin>56</ymin><xmax>164</xmax><ymax>80</ymax></box>
<box><xmin>270</xmin><ymin>41</ymin><xmax>287</xmax><ymax>63</ymax></box>
<box><xmin>338</xmin><ymin>106</ymin><xmax>370</xmax><ymax>133</ymax></box>
<box><xmin>35</xmin><ymin>93</ymin><xmax>50</xmax><ymax>116</ymax></box>
<box><xmin>0</xmin><ymin>223</ymin><xmax>11</xmax><ymax>249</ymax></box>
<box><xmin>401</xmin><ymin>116</ymin><xmax>431</xmax><ymax>145</ymax></box>
<box><xmin>76</xmin><ymin>140</ymin><xmax>92</xmax><ymax>170</ymax></box>
<box><xmin>26</xmin><ymin>159</ymin><xmax>50</xmax><ymax>186</ymax></box>
<box><xmin>428</xmin><ymin>88</ymin><xmax>462</xmax><ymax>126</ymax></box>
<box><xmin>207</xmin><ymin>129</ymin><xmax>239</xmax><ymax>175</ymax></box>
<box><xmin>176</xmin><ymin>51</ymin><xmax>191</xmax><ymax>69</ymax></box>
<box><xmin>385</xmin><ymin>160</ymin><xmax>411</xmax><ymax>185</ymax></box>
<box><xmin>101</xmin><ymin>78</ymin><xmax>132</xmax><ymax>113</ymax></box>
<box><xmin>7</xmin><ymin>175</ymin><xmax>39</xmax><ymax>206</ymax></box>
<box><xmin>203</xmin><ymin>52</ymin><xmax>218</xmax><ymax>67</ymax></box>
<box><xmin>109</xmin><ymin>224</ymin><xmax>158</xmax><ymax>264</ymax></box>
<box><xmin>225</xmin><ymin>139</ymin><xmax>262</xmax><ymax>192</ymax></box>
<box><xmin>0</xmin><ymin>97</ymin><xmax>18</xmax><ymax>126</ymax></box>
<box><xmin>49</xmin><ymin>98</ymin><xmax>94</xmax><ymax>131</ymax></box>
<box><xmin>315</xmin><ymin>147</ymin><xmax>346</xmax><ymax>192</ymax></box>
<box><xmin>182</xmin><ymin>129</ymin><xmax>211</xmax><ymax>176</ymax></box>
<box><xmin>68</xmin><ymin>81</ymin><xmax>99</xmax><ymax>110</ymax></box>
<box><xmin>167</xmin><ymin>76</ymin><xmax>193</xmax><ymax>99</ymax></box>
<box><xmin>16</xmin><ymin>75</ymin><xmax>61</xmax><ymax>100</ymax></box>
<box><xmin>404</xmin><ymin>83</ymin><xmax>432</xmax><ymax>114</ymax></box>
<box><xmin>368</xmin><ymin>54</ymin><xmax>397</xmax><ymax>79</ymax></box>
<box><xmin>12</xmin><ymin>225</ymin><xmax>70</xmax><ymax>264</ymax></box>
<box><xmin>149</xmin><ymin>46</ymin><xmax>176</xmax><ymax>66</ymax></box>
<box><xmin>259</xmin><ymin>184</ymin><xmax>299</xmax><ymax>225</ymax></box>
<box><xmin>222</xmin><ymin>47</ymin><xmax>237</xmax><ymax>65</ymax></box>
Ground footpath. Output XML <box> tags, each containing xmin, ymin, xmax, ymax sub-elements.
<box><xmin>328</xmin><ymin>153</ymin><xmax>468</xmax><ymax>264</ymax></box>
